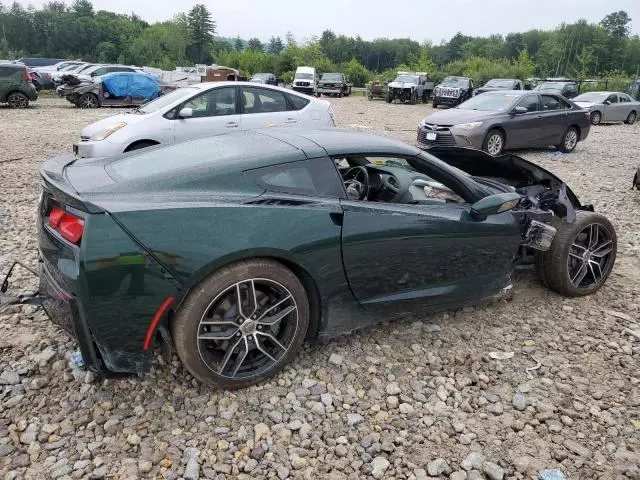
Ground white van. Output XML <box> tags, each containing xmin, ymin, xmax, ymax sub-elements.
<box><xmin>292</xmin><ymin>66</ymin><xmax>317</xmax><ymax>96</ymax></box>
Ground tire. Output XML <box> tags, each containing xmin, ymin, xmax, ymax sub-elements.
<box><xmin>78</xmin><ymin>93</ymin><xmax>99</xmax><ymax>109</ymax></box>
<box><xmin>534</xmin><ymin>212</ymin><xmax>616</xmax><ymax>297</ymax></box>
<box><xmin>422</xmin><ymin>91</ymin><xmax>428</xmax><ymax>103</ymax></box>
<box><xmin>590</xmin><ymin>111</ymin><xmax>602</xmax><ymax>125</ymax></box>
<box><xmin>386</xmin><ymin>94</ymin><xmax>392</xmax><ymax>103</ymax></box>
<box><xmin>172</xmin><ymin>259</ymin><xmax>310</xmax><ymax>389</ymax></box>
<box><xmin>482</xmin><ymin>129</ymin><xmax>505</xmax><ymax>156</ymax></box>
<box><xmin>558</xmin><ymin>126</ymin><xmax>579</xmax><ymax>153</ymax></box>
<box><xmin>432</xmin><ymin>100</ymin><xmax>438</xmax><ymax>109</ymax></box>
<box><xmin>624</xmin><ymin>111</ymin><xmax>637</xmax><ymax>125</ymax></box>
<box><xmin>124</xmin><ymin>141</ymin><xmax>158</xmax><ymax>153</ymax></box>
<box><xmin>409</xmin><ymin>91</ymin><xmax>417</xmax><ymax>105</ymax></box>
<box><xmin>7</xmin><ymin>91</ymin><xmax>29</xmax><ymax>108</ymax></box>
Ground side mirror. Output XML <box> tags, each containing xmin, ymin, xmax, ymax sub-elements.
<box><xmin>513</xmin><ymin>106</ymin><xmax>528</xmax><ymax>114</ymax></box>
<box><xmin>470</xmin><ymin>192</ymin><xmax>521</xmax><ymax>221</ymax></box>
<box><xmin>603</xmin><ymin>100</ymin><xmax>610</xmax><ymax>105</ymax></box>
<box><xmin>178</xmin><ymin>107</ymin><xmax>193</xmax><ymax>118</ymax></box>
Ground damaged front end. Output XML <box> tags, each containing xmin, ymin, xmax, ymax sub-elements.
<box><xmin>429</xmin><ymin>146</ymin><xmax>594</xmax><ymax>256</ymax></box>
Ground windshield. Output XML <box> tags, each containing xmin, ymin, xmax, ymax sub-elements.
<box><xmin>457</xmin><ymin>93</ymin><xmax>518</xmax><ymax>111</ymax></box>
<box><xmin>574</xmin><ymin>92</ymin><xmax>609</xmax><ymax>103</ymax></box>
<box><xmin>295</xmin><ymin>72</ymin><xmax>314</xmax><ymax>80</ymax></box>
<box><xmin>393</xmin><ymin>74</ymin><xmax>418</xmax><ymax>83</ymax></box>
<box><xmin>76</xmin><ymin>64</ymin><xmax>94</xmax><ymax>73</ymax></box>
<box><xmin>441</xmin><ymin>77</ymin><xmax>468</xmax><ymax>87</ymax></box>
<box><xmin>535</xmin><ymin>82</ymin><xmax>566</xmax><ymax>91</ymax></box>
<box><xmin>135</xmin><ymin>88</ymin><xmax>198</xmax><ymax>114</ymax></box>
<box><xmin>484</xmin><ymin>79</ymin><xmax>514</xmax><ymax>89</ymax></box>
<box><xmin>321</xmin><ymin>73</ymin><xmax>343</xmax><ymax>82</ymax></box>
<box><xmin>252</xmin><ymin>73</ymin><xmax>270</xmax><ymax>79</ymax></box>
<box><xmin>61</xmin><ymin>64</ymin><xmax>80</xmax><ymax>71</ymax></box>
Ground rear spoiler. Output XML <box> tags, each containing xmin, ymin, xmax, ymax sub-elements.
<box><xmin>40</xmin><ymin>155</ymin><xmax>104</xmax><ymax>214</ymax></box>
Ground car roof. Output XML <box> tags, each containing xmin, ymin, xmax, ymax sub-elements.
<box><xmin>193</xmin><ymin>81</ymin><xmax>314</xmax><ymax>97</ymax></box>
<box><xmin>576</xmin><ymin>91</ymin><xmax>617</xmax><ymax>95</ymax></box>
<box><xmin>481</xmin><ymin>90</ymin><xmax>529</xmax><ymax>96</ymax></box>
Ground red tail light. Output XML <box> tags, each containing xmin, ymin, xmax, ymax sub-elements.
<box><xmin>48</xmin><ymin>207</ymin><xmax>84</xmax><ymax>244</ymax></box>
<box><xmin>22</xmin><ymin>67</ymin><xmax>32</xmax><ymax>82</ymax></box>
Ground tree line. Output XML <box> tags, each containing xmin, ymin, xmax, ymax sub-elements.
<box><xmin>1</xmin><ymin>1</ymin><xmax>638</xmax><ymax>88</ymax></box>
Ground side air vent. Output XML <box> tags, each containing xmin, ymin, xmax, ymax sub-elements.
<box><xmin>245</xmin><ymin>198</ymin><xmax>312</xmax><ymax>206</ymax></box>
<box><xmin>388</xmin><ymin>177</ymin><xmax>399</xmax><ymax>189</ymax></box>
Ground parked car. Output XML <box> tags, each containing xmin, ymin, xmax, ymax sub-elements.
<box><xmin>318</xmin><ymin>72</ymin><xmax>351</xmax><ymax>97</ymax></box>
<box><xmin>387</xmin><ymin>71</ymin><xmax>433</xmax><ymax>104</ymax></box>
<box><xmin>29</xmin><ymin>71</ymin><xmax>52</xmax><ymax>91</ymax></box>
<box><xmin>71</xmin><ymin>64</ymin><xmax>141</xmax><ymax>82</ymax></box>
<box><xmin>57</xmin><ymin>71</ymin><xmax>162</xmax><ymax>109</ymax></box>
<box><xmin>38</xmin><ymin>129</ymin><xmax>616</xmax><ymax>388</ymax></box>
<box><xmin>534</xmin><ymin>80</ymin><xmax>579</xmax><ymax>99</ymax></box>
<box><xmin>35</xmin><ymin>61</ymin><xmax>85</xmax><ymax>74</ymax></box>
<box><xmin>249</xmin><ymin>73</ymin><xmax>278</xmax><ymax>85</ymax></box>
<box><xmin>573</xmin><ymin>91</ymin><xmax>638</xmax><ymax>125</ymax></box>
<box><xmin>51</xmin><ymin>63</ymin><xmax>94</xmax><ymax>84</ymax></box>
<box><xmin>291</xmin><ymin>66</ymin><xmax>317</xmax><ymax>95</ymax></box>
<box><xmin>418</xmin><ymin>90</ymin><xmax>590</xmax><ymax>156</ymax></box>
<box><xmin>73</xmin><ymin>82</ymin><xmax>336</xmax><ymax>158</ymax></box>
<box><xmin>432</xmin><ymin>76</ymin><xmax>474</xmax><ymax>108</ymax></box>
<box><xmin>474</xmin><ymin>79</ymin><xmax>524</xmax><ymax>96</ymax></box>
<box><xmin>0</xmin><ymin>63</ymin><xmax>38</xmax><ymax>108</ymax></box>
<box><xmin>15</xmin><ymin>57</ymin><xmax>67</xmax><ymax>67</ymax></box>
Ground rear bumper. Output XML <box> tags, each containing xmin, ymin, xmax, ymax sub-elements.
<box><xmin>318</xmin><ymin>87</ymin><xmax>343</xmax><ymax>94</ymax></box>
<box><xmin>39</xmin><ymin>260</ymin><xmax>108</xmax><ymax>374</ymax></box>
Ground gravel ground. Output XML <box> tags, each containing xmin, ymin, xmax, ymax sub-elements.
<box><xmin>1</xmin><ymin>96</ymin><xmax>639</xmax><ymax>480</ymax></box>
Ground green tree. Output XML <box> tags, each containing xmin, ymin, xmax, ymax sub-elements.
<box><xmin>71</xmin><ymin>0</ymin><xmax>93</xmax><ymax>16</ymax></box>
<box><xmin>343</xmin><ymin>58</ymin><xmax>369</xmax><ymax>86</ymax></box>
<box><xmin>246</xmin><ymin>37</ymin><xmax>263</xmax><ymax>52</ymax></box>
<box><xmin>234</xmin><ymin>36</ymin><xmax>243</xmax><ymax>52</ymax></box>
<box><xmin>268</xmin><ymin>36</ymin><xmax>284</xmax><ymax>54</ymax></box>
<box><xmin>600</xmin><ymin>11</ymin><xmax>631</xmax><ymax>38</ymax></box>
<box><xmin>186</xmin><ymin>4</ymin><xmax>215</xmax><ymax>63</ymax></box>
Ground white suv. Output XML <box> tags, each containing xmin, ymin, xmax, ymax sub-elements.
<box><xmin>75</xmin><ymin>82</ymin><xmax>336</xmax><ymax>158</ymax></box>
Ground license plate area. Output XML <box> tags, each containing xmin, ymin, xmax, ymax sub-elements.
<box><xmin>426</xmin><ymin>132</ymin><xmax>437</xmax><ymax>141</ymax></box>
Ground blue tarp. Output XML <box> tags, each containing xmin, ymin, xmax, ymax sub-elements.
<box><xmin>101</xmin><ymin>72</ymin><xmax>160</xmax><ymax>100</ymax></box>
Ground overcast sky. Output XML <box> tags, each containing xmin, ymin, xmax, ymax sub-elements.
<box><xmin>25</xmin><ymin>0</ymin><xmax>640</xmax><ymax>42</ymax></box>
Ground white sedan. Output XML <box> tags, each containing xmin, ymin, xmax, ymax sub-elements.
<box><xmin>573</xmin><ymin>91</ymin><xmax>639</xmax><ymax>125</ymax></box>
<box><xmin>74</xmin><ymin>82</ymin><xmax>337</xmax><ymax>158</ymax></box>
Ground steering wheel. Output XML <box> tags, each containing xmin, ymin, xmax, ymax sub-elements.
<box><xmin>343</xmin><ymin>166</ymin><xmax>370</xmax><ymax>201</ymax></box>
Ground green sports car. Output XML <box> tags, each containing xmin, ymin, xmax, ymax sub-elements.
<box><xmin>37</xmin><ymin>129</ymin><xmax>617</xmax><ymax>389</ymax></box>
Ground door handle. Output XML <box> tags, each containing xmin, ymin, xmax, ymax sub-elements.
<box><xmin>226</xmin><ymin>121</ymin><xmax>239</xmax><ymax>128</ymax></box>
<box><xmin>285</xmin><ymin>118</ymin><xmax>298</xmax><ymax>124</ymax></box>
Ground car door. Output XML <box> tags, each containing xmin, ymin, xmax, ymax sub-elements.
<box><xmin>618</xmin><ymin>94</ymin><xmax>636</xmax><ymax>120</ymax></box>
<box><xmin>602</xmin><ymin>93</ymin><xmax>621</xmax><ymax>121</ymax></box>
<box><xmin>507</xmin><ymin>94</ymin><xmax>544</xmax><ymax>147</ymax></box>
<box><xmin>339</xmin><ymin>156</ymin><xmax>520</xmax><ymax>313</ymax></box>
<box><xmin>239</xmin><ymin>86</ymin><xmax>297</xmax><ymax>129</ymax></box>
<box><xmin>539</xmin><ymin>94</ymin><xmax>572</xmax><ymax>145</ymax></box>
<box><xmin>0</xmin><ymin>66</ymin><xmax>15</xmax><ymax>99</ymax></box>
<box><xmin>613</xmin><ymin>93</ymin><xmax>631</xmax><ymax>121</ymax></box>
<box><xmin>173</xmin><ymin>86</ymin><xmax>241</xmax><ymax>143</ymax></box>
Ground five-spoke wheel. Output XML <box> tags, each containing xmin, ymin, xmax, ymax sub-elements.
<box><xmin>172</xmin><ymin>260</ymin><xmax>309</xmax><ymax>389</ymax></box>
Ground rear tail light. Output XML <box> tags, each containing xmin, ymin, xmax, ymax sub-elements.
<box><xmin>48</xmin><ymin>207</ymin><xmax>84</xmax><ymax>244</ymax></box>
<box><xmin>22</xmin><ymin>68</ymin><xmax>32</xmax><ymax>82</ymax></box>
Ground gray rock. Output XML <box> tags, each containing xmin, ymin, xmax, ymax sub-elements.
<box><xmin>329</xmin><ymin>353</ymin><xmax>344</xmax><ymax>365</ymax></box>
<box><xmin>461</xmin><ymin>452</ymin><xmax>485</xmax><ymax>471</ymax></box>
<box><xmin>320</xmin><ymin>393</ymin><xmax>333</xmax><ymax>407</ymax></box>
<box><xmin>450</xmin><ymin>471</ymin><xmax>467</xmax><ymax>480</ymax></box>
<box><xmin>564</xmin><ymin>439</ymin><xmax>591</xmax><ymax>457</ymax></box>
<box><xmin>0</xmin><ymin>370</ymin><xmax>20</xmax><ymax>385</ymax></box>
<box><xmin>399</xmin><ymin>403</ymin><xmax>414</xmax><ymax>414</ymax></box>
<box><xmin>487</xmin><ymin>402</ymin><xmax>504</xmax><ymax>415</ymax></box>
<box><xmin>512</xmin><ymin>393</ymin><xmax>527</xmax><ymax>411</ymax></box>
<box><xmin>466</xmin><ymin>471</ymin><xmax>484</xmax><ymax>480</ymax></box>
<box><xmin>277</xmin><ymin>466</ymin><xmax>290</xmax><ymax>479</ymax></box>
<box><xmin>482</xmin><ymin>461</ymin><xmax>504</xmax><ymax>480</ymax></box>
<box><xmin>371</xmin><ymin>456</ymin><xmax>390</xmax><ymax>479</ymax></box>
<box><xmin>138</xmin><ymin>460</ymin><xmax>153</xmax><ymax>474</ymax></box>
<box><xmin>347</xmin><ymin>413</ymin><xmax>364</xmax><ymax>426</ymax></box>
<box><xmin>290</xmin><ymin>454</ymin><xmax>307</xmax><ymax>470</ymax></box>
<box><xmin>386</xmin><ymin>383</ymin><xmax>401</xmax><ymax>395</ymax></box>
<box><xmin>428</xmin><ymin>458</ymin><xmax>451</xmax><ymax>476</ymax></box>
<box><xmin>184</xmin><ymin>457</ymin><xmax>199</xmax><ymax>480</ymax></box>
<box><xmin>513</xmin><ymin>456</ymin><xmax>531</xmax><ymax>473</ymax></box>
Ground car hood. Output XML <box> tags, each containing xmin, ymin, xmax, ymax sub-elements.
<box><xmin>388</xmin><ymin>81</ymin><xmax>416</xmax><ymax>89</ymax></box>
<box><xmin>476</xmin><ymin>87</ymin><xmax>509</xmax><ymax>93</ymax></box>
<box><xmin>422</xmin><ymin>109</ymin><xmax>497</xmax><ymax>125</ymax></box>
<box><xmin>574</xmin><ymin>101</ymin><xmax>597</xmax><ymax>110</ymax></box>
<box><xmin>80</xmin><ymin>112</ymin><xmax>149</xmax><ymax>137</ymax></box>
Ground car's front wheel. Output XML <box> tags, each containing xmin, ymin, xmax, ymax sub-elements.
<box><xmin>483</xmin><ymin>129</ymin><xmax>504</xmax><ymax>156</ymax></box>
<box><xmin>7</xmin><ymin>92</ymin><xmax>29</xmax><ymax>108</ymax></box>
<box><xmin>558</xmin><ymin>126</ymin><xmax>579</xmax><ymax>153</ymax></box>
<box><xmin>624</xmin><ymin>111</ymin><xmax>637</xmax><ymax>125</ymax></box>
<box><xmin>590</xmin><ymin>111</ymin><xmax>602</xmax><ymax>125</ymax></box>
<box><xmin>172</xmin><ymin>259</ymin><xmax>310</xmax><ymax>389</ymax></box>
<box><xmin>535</xmin><ymin>212</ymin><xmax>616</xmax><ymax>297</ymax></box>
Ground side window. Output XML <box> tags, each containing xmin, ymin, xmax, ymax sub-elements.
<box><xmin>0</xmin><ymin>66</ymin><xmax>16</xmax><ymax>76</ymax></box>
<box><xmin>182</xmin><ymin>87</ymin><xmax>237</xmax><ymax>118</ymax></box>
<box><xmin>606</xmin><ymin>94</ymin><xmax>618</xmax><ymax>104</ymax></box>
<box><xmin>246</xmin><ymin>158</ymin><xmax>343</xmax><ymax>197</ymax></box>
<box><xmin>541</xmin><ymin>94</ymin><xmax>570</xmax><ymax>111</ymax></box>
<box><xmin>515</xmin><ymin>82</ymin><xmax>522</xmax><ymax>90</ymax></box>
<box><xmin>92</xmin><ymin>67</ymin><xmax>107</xmax><ymax>76</ymax></box>
<box><xmin>564</xmin><ymin>84</ymin><xmax>578</xmax><ymax>96</ymax></box>
<box><xmin>619</xmin><ymin>94</ymin><xmax>630</xmax><ymax>103</ymax></box>
<box><xmin>241</xmin><ymin>87</ymin><xmax>288</xmax><ymax>114</ymax></box>
<box><xmin>516</xmin><ymin>95</ymin><xmax>539</xmax><ymax>112</ymax></box>
<box><xmin>286</xmin><ymin>93</ymin><xmax>310</xmax><ymax>111</ymax></box>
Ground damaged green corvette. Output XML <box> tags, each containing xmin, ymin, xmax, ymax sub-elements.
<box><xmin>37</xmin><ymin>129</ymin><xmax>617</xmax><ymax>388</ymax></box>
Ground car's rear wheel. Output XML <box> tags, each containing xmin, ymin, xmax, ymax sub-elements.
<box><xmin>624</xmin><ymin>111</ymin><xmax>637</xmax><ymax>125</ymax></box>
<box><xmin>483</xmin><ymin>129</ymin><xmax>504</xmax><ymax>156</ymax></box>
<box><xmin>172</xmin><ymin>259</ymin><xmax>310</xmax><ymax>389</ymax></box>
<box><xmin>558</xmin><ymin>126</ymin><xmax>579</xmax><ymax>153</ymax></box>
<box><xmin>78</xmin><ymin>93</ymin><xmax>99</xmax><ymax>109</ymax></box>
<box><xmin>7</xmin><ymin>92</ymin><xmax>29</xmax><ymax>108</ymax></box>
<box><xmin>535</xmin><ymin>212</ymin><xmax>616</xmax><ymax>297</ymax></box>
<box><xmin>386</xmin><ymin>94</ymin><xmax>392</xmax><ymax>103</ymax></box>
<box><xmin>432</xmin><ymin>100</ymin><xmax>438</xmax><ymax>109</ymax></box>
<box><xmin>409</xmin><ymin>91</ymin><xmax>417</xmax><ymax>105</ymax></box>
<box><xmin>590</xmin><ymin>111</ymin><xmax>602</xmax><ymax>125</ymax></box>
